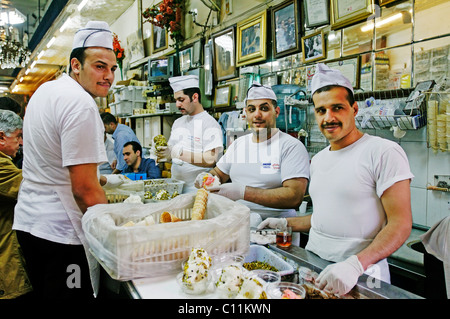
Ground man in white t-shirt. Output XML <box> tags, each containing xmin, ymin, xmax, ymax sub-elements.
<box><xmin>196</xmin><ymin>82</ymin><xmax>310</xmax><ymax>222</ymax></box>
<box><xmin>156</xmin><ymin>75</ymin><xmax>223</xmax><ymax>193</ymax></box>
<box><xmin>13</xmin><ymin>21</ymin><xmax>118</xmax><ymax>299</ymax></box>
<box><xmin>258</xmin><ymin>64</ymin><xmax>414</xmax><ymax>296</ymax></box>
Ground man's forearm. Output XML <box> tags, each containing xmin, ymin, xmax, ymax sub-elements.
<box><xmin>178</xmin><ymin>149</ymin><xmax>219</xmax><ymax>167</ymax></box>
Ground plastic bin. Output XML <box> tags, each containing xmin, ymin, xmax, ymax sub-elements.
<box><xmin>82</xmin><ymin>193</ymin><xmax>251</xmax><ymax>280</ymax></box>
<box><xmin>143</xmin><ymin>178</ymin><xmax>185</xmax><ymax>196</ymax></box>
<box><xmin>115</xmin><ymin>86</ymin><xmax>149</xmax><ymax>102</ymax></box>
<box><xmin>244</xmin><ymin>245</ymin><xmax>294</xmax><ymax>276</ymax></box>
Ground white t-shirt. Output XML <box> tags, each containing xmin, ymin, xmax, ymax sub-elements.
<box><xmin>168</xmin><ymin>111</ymin><xmax>223</xmax><ymax>193</ymax></box>
<box><xmin>217</xmin><ymin>130</ymin><xmax>310</xmax><ymax>219</ymax></box>
<box><xmin>13</xmin><ymin>74</ymin><xmax>107</xmax><ymax>245</ymax></box>
<box><xmin>306</xmin><ymin>134</ymin><xmax>414</xmax><ymax>264</ymax></box>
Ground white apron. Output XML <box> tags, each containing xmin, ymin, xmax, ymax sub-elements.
<box><xmin>306</xmin><ymin>227</ymin><xmax>390</xmax><ymax>283</ymax></box>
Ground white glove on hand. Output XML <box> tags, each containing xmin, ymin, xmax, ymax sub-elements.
<box><xmin>315</xmin><ymin>255</ymin><xmax>364</xmax><ymax>296</ymax></box>
<box><xmin>194</xmin><ymin>172</ymin><xmax>212</xmax><ymax>189</ymax></box>
<box><xmin>257</xmin><ymin>218</ymin><xmax>287</xmax><ymax>230</ymax></box>
<box><xmin>209</xmin><ymin>183</ymin><xmax>246</xmax><ymax>201</ymax></box>
<box><xmin>155</xmin><ymin>146</ymin><xmax>171</xmax><ymax>162</ymax></box>
<box><xmin>103</xmin><ymin>174</ymin><xmax>127</xmax><ymax>188</ymax></box>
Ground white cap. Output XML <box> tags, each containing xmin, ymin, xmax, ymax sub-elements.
<box><xmin>169</xmin><ymin>75</ymin><xmax>199</xmax><ymax>93</ymax></box>
<box><xmin>311</xmin><ymin>63</ymin><xmax>354</xmax><ymax>96</ymax></box>
<box><xmin>245</xmin><ymin>81</ymin><xmax>277</xmax><ymax>104</ymax></box>
<box><xmin>72</xmin><ymin>21</ymin><xmax>113</xmax><ymax>50</ymax></box>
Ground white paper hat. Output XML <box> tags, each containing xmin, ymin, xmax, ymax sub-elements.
<box><xmin>169</xmin><ymin>75</ymin><xmax>199</xmax><ymax>93</ymax></box>
<box><xmin>244</xmin><ymin>81</ymin><xmax>277</xmax><ymax>103</ymax></box>
<box><xmin>311</xmin><ymin>63</ymin><xmax>354</xmax><ymax>96</ymax></box>
<box><xmin>72</xmin><ymin>21</ymin><xmax>113</xmax><ymax>50</ymax></box>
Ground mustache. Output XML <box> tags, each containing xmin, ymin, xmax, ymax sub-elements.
<box><xmin>321</xmin><ymin>122</ymin><xmax>341</xmax><ymax>128</ymax></box>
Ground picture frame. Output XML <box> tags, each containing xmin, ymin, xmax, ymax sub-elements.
<box><xmin>304</xmin><ymin>0</ymin><xmax>330</xmax><ymax>28</ymax></box>
<box><xmin>331</xmin><ymin>0</ymin><xmax>374</xmax><ymax>30</ymax></box>
<box><xmin>191</xmin><ymin>39</ymin><xmax>203</xmax><ymax>68</ymax></box>
<box><xmin>126</xmin><ymin>29</ymin><xmax>145</xmax><ymax>64</ymax></box>
<box><xmin>325</xmin><ymin>56</ymin><xmax>361</xmax><ymax>88</ymax></box>
<box><xmin>271</xmin><ymin>0</ymin><xmax>301</xmax><ymax>59</ymax></box>
<box><xmin>213</xmin><ymin>84</ymin><xmax>232</xmax><ymax>107</ymax></box>
<box><xmin>212</xmin><ymin>27</ymin><xmax>238</xmax><ymax>82</ymax></box>
<box><xmin>152</xmin><ymin>24</ymin><xmax>168</xmax><ymax>53</ymax></box>
<box><xmin>236</xmin><ymin>10</ymin><xmax>267</xmax><ymax>67</ymax></box>
<box><xmin>180</xmin><ymin>47</ymin><xmax>192</xmax><ymax>72</ymax></box>
<box><xmin>301</xmin><ymin>30</ymin><xmax>326</xmax><ymax>63</ymax></box>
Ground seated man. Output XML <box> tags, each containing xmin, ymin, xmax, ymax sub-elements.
<box><xmin>196</xmin><ymin>82</ymin><xmax>310</xmax><ymax>223</ymax></box>
<box><xmin>122</xmin><ymin>141</ymin><xmax>161</xmax><ymax>179</ymax></box>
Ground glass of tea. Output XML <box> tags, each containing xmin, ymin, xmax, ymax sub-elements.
<box><xmin>276</xmin><ymin>226</ymin><xmax>292</xmax><ymax>249</ymax></box>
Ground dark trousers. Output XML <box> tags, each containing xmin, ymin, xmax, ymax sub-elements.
<box><xmin>16</xmin><ymin>231</ymin><xmax>94</xmax><ymax>299</ymax></box>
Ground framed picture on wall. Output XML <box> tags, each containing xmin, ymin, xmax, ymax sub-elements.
<box><xmin>152</xmin><ymin>24</ymin><xmax>168</xmax><ymax>53</ymax></box>
<box><xmin>325</xmin><ymin>56</ymin><xmax>361</xmax><ymax>88</ymax></box>
<box><xmin>304</xmin><ymin>0</ymin><xmax>330</xmax><ymax>28</ymax></box>
<box><xmin>213</xmin><ymin>84</ymin><xmax>232</xmax><ymax>107</ymax></box>
<box><xmin>236</xmin><ymin>10</ymin><xmax>267</xmax><ymax>67</ymax></box>
<box><xmin>212</xmin><ymin>27</ymin><xmax>238</xmax><ymax>81</ymax></box>
<box><xmin>191</xmin><ymin>39</ymin><xmax>203</xmax><ymax>68</ymax></box>
<box><xmin>180</xmin><ymin>47</ymin><xmax>192</xmax><ymax>72</ymax></box>
<box><xmin>126</xmin><ymin>29</ymin><xmax>145</xmax><ymax>64</ymax></box>
<box><xmin>331</xmin><ymin>0</ymin><xmax>374</xmax><ymax>30</ymax></box>
<box><xmin>301</xmin><ymin>30</ymin><xmax>326</xmax><ymax>63</ymax></box>
<box><xmin>271</xmin><ymin>0</ymin><xmax>301</xmax><ymax>59</ymax></box>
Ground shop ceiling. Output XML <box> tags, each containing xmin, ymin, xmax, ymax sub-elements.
<box><xmin>2</xmin><ymin>0</ymin><xmax>134</xmax><ymax>96</ymax></box>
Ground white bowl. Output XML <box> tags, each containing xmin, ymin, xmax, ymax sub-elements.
<box><xmin>267</xmin><ymin>282</ymin><xmax>306</xmax><ymax>299</ymax></box>
<box><xmin>248</xmin><ymin>269</ymin><xmax>281</xmax><ymax>287</ymax></box>
<box><xmin>176</xmin><ymin>271</ymin><xmax>213</xmax><ymax>295</ymax></box>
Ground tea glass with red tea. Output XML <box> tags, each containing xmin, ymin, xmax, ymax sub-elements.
<box><xmin>276</xmin><ymin>226</ymin><xmax>292</xmax><ymax>249</ymax></box>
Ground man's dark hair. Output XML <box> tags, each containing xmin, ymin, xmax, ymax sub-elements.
<box><xmin>124</xmin><ymin>141</ymin><xmax>142</xmax><ymax>156</ymax></box>
<box><xmin>0</xmin><ymin>97</ymin><xmax>23</xmax><ymax>117</ymax></box>
<box><xmin>101</xmin><ymin>112</ymin><xmax>118</xmax><ymax>125</ymax></box>
<box><xmin>68</xmin><ymin>47</ymin><xmax>88</xmax><ymax>74</ymax></box>
<box><xmin>314</xmin><ymin>85</ymin><xmax>355</xmax><ymax>106</ymax></box>
<box><xmin>183</xmin><ymin>87</ymin><xmax>202</xmax><ymax>103</ymax></box>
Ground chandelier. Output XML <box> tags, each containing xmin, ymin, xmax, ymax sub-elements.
<box><xmin>0</xmin><ymin>8</ymin><xmax>31</xmax><ymax>69</ymax></box>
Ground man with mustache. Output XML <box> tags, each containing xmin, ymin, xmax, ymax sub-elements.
<box><xmin>13</xmin><ymin>21</ymin><xmax>116</xmax><ymax>298</ymax></box>
<box><xmin>156</xmin><ymin>75</ymin><xmax>223</xmax><ymax>193</ymax></box>
<box><xmin>259</xmin><ymin>64</ymin><xmax>413</xmax><ymax>296</ymax></box>
<box><xmin>195</xmin><ymin>82</ymin><xmax>309</xmax><ymax>230</ymax></box>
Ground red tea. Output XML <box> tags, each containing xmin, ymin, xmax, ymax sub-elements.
<box><xmin>276</xmin><ymin>231</ymin><xmax>292</xmax><ymax>248</ymax></box>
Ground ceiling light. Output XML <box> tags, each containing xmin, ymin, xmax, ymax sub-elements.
<box><xmin>37</xmin><ymin>51</ymin><xmax>45</xmax><ymax>59</ymax></box>
<box><xmin>46</xmin><ymin>36</ymin><xmax>56</xmax><ymax>48</ymax></box>
<box><xmin>78</xmin><ymin>0</ymin><xmax>89</xmax><ymax>11</ymax></box>
<box><xmin>0</xmin><ymin>8</ymin><xmax>26</xmax><ymax>25</ymax></box>
<box><xmin>59</xmin><ymin>17</ymin><xmax>72</xmax><ymax>32</ymax></box>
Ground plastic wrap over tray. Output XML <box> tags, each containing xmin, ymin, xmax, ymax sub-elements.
<box><xmin>82</xmin><ymin>193</ymin><xmax>250</xmax><ymax>281</ymax></box>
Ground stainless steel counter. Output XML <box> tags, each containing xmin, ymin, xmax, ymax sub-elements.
<box><xmin>116</xmin><ymin>244</ymin><xmax>423</xmax><ymax>299</ymax></box>
<box><xmin>269</xmin><ymin>244</ymin><xmax>423</xmax><ymax>299</ymax></box>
